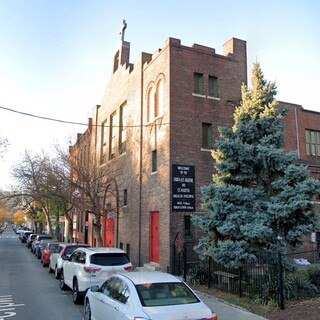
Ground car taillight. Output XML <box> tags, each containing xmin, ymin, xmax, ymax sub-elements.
<box><xmin>207</xmin><ymin>315</ymin><xmax>218</xmax><ymax>320</ymax></box>
<box><xmin>124</xmin><ymin>266</ymin><xmax>134</xmax><ymax>271</ymax></box>
<box><xmin>83</xmin><ymin>266</ymin><xmax>101</xmax><ymax>273</ymax></box>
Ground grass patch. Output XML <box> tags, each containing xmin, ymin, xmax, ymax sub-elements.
<box><xmin>190</xmin><ymin>284</ymin><xmax>277</xmax><ymax>317</ymax></box>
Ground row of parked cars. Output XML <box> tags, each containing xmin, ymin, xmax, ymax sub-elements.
<box><xmin>19</xmin><ymin>229</ymin><xmax>218</xmax><ymax>320</ymax></box>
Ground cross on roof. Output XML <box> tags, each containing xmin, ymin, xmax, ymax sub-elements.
<box><xmin>119</xmin><ymin>19</ymin><xmax>127</xmax><ymax>42</ymax></box>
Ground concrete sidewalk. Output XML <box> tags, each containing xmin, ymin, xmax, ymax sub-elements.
<box><xmin>196</xmin><ymin>290</ymin><xmax>268</xmax><ymax>320</ymax></box>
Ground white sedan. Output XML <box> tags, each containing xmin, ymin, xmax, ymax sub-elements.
<box><xmin>84</xmin><ymin>271</ymin><xmax>218</xmax><ymax>320</ymax></box>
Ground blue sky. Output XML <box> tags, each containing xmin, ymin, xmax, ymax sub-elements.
<box><xmin>0</xmin><ymin>0</ymin><xmax>319</xmax><ymax>189</ymax></box>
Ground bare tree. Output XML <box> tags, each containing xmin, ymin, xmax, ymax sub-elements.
<box><xmin>55</xmin><ymin>143</ymin><xmax>121</xmax><ymax>247</ymax></box>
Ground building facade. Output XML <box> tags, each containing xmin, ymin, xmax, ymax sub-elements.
<box><xmin>70</xmin><ymin>29</ymin><xmax>320</xmax><ymax>271</ymax></box>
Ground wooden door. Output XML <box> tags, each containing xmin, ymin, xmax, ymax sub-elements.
<box><xmin>150</xmin><ymin>211</ymin><xmax>159</xmax><ymax>263</ymax></box>
<box><xmin>105</xmin><ymin>217</ymin><xmax>115</xmax><ymax>247</ymax></box>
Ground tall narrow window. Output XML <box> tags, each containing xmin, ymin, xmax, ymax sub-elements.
<box><xmin>155</xmin><ymin>79</ymin><xmax>164</xmax><ymax>117</ymax></box>
<box><xmin>202</xmin><ymin>123</ymin><xmax>212</xmax><ymax>149</ymax></box>
<box><xmin>123</xmin><ymin>189</ymin><xmax>127</xmax><ymax>206</ymax></box>
<box><xmin>109</xmin><ymin>112</ymin><xmax>116</xmax><ymax>159</ymax></box>
<box><xmin>152</xmin><ymin>150</ymin><xmax>157</xmax><ymax>172</ymax></box>
<box><xmin>147</xmin><ymin>86</ymin><xmax>155</xmax><ymax>122</ymax></box>
<box><xmin>194</xmin><ymin>73</ymin><xmax>204</xmax><ymax>95</ymax></box>
<box><xmin>184</xmin><ymin>215</ymin><xmax>193</xmax><ymax>238</ymax></box>
<box><xmin>100</xmin><ymin>120</ymin><xmax>108</xmax><ymax>164</ymax></box>
<box><xmin>119</xmin><ymin>104</ymin><xmax>127</xmax><ymax>153</ymax></box>
<box><xmin>208</xmin><ymin>76</ymin><xmax>218</xmax><ymax>98</ymax></box>
<box><xmin>306</xmin><ymin>129</ymin><xmax>320</xmax><ymax>156</ymax></box>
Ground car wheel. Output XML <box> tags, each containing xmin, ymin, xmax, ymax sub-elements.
<box><xmin>72</xmin><ymin>279</ymin><xmax>82</xmax><ymax>304</ymax></box>
<box><xmin>83</xmin><ymin>299</ymin><xmax>91</xmax><ymax>320</ymax></box>
<box><xmin>54</xmin><ymin>266</ymin><xmax>60</xmax><ymax>279</ymax></box>
<box><xmin>59</xmin><ymin>270</ymin><xmax>67</xmax><ymax>290</ymax></box>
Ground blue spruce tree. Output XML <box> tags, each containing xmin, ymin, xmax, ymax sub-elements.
<box><xmin>194</xmin><ymin>63</ymin><xmax>320</xmax><ymax>269</ymax></box>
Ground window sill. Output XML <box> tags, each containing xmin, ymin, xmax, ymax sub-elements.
<box><xmin>192</xmin><ymin>93</ymin><xmax>206</xmax><ymax>98</ymax></box>
<box><xmin>201</xmin><ymin>148</ymin><xmax>213</xmax><ymax>152</ymax></box>
<box><xmin>208</xmin><ymin>96</ymin><xmax>220</xmax><ymax>101</ymax></box>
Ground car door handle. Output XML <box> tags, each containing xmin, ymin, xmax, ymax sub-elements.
<box><xmin>114</xmin><ymin>306</ymin><xmax>119</xmax><ymax>311</ymax></box>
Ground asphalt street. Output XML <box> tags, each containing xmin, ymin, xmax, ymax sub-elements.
<box><xmin>0</xmin><ymin>226</ymin><xmax>83</xmax><ymax>320</ymax></box>
<box><xmin>0</xmin><ymin>225</ymin><xmax>267</xmax><ymax>320</ymax></box>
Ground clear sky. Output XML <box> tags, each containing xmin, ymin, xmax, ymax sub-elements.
<box><xmin>0</xmin><ymin>0</ymin><xmax>319</xmax><ymax>190</ymax></box>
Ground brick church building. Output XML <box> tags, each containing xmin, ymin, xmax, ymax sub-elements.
<box><xmin>70</xmin><ymin>23</ymin><xmax>320</xmax><ymax>271</ymax></box>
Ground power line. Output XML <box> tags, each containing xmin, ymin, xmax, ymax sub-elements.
<box><xmin>0</xmin><ymin>105</ymin><xmax>89</xmax><ymax>126</ymax></box>
<box><xmin>0</xmin><ymin>105</ymin><xmax>172</xmax><ymax>128</ymax></box>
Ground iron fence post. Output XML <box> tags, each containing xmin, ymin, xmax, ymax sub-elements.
<box><xmin>278</xmin><ymin>252</ymin><xmax>285</xmax><ymax>310</ymax></box>
<box><xmin>239</xmin><ymin>267</ymin><xmax>242</xmax><ymax>298</ymax></box>
<box><xmin>183</xmin><ymin>242</ymin><xmax>187</xmax><ymax>281</ymax></box>
<box><xmin>208</xmin><ymin>256</ymin><xmax>212</xmax><ymax>288</ymax></box>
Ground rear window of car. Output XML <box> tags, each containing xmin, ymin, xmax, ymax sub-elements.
<box><xmin>39</xmin><ymin>236</ymin><xmax>53</xmax><ymax>240</ymax></box>
<box><xmin>90</xmin><ymin>253</ymin><xmax>130</xmax><ymax>266</ymax></box>
<box><xmin>49</xmin><ymin>243</ymin><xmax>59</xmax><ymax>252</ymax></box>
<box><xmin>136</xmin><ymin>282</ymin><xmax>200</xmax><ymax>307</ymax></box>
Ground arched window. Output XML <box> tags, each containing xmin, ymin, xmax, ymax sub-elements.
<box><xmin>147</xmin><ymin>86</ymin><xmax>155</xmax><ymax>122</ymax></box>
<box><xmin>155</xmin><ymin>79</ymin><xmax>164</xmax><ymax>117</ymax></box>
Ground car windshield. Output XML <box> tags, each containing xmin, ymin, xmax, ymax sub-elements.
<box><xmin>90</xmin><ymin>253</ymin><xmax>130</xmax><ymax>266</ymax></box>
<box><xmin>65</xmin><ymin>246</ymin><xmax>79</xmax><ymax>255</ymax></box>
<box><xmin>136</xmin><ymin>282</ymin><xmax>200</xmax><ymax>307</ymax></box>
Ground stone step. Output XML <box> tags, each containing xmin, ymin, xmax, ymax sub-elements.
<box><xmin>135</xmin><ymin>262</ymin><xmax>161</xmax><ymax>272</ymax></box>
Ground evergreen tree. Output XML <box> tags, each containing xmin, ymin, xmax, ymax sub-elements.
<box><xmin>194</xmin><ymin>63</ymin><xmax>320</xmax><ymax>269</ymax></box>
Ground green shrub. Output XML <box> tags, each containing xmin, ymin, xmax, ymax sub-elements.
<box><xmin>186</xmin><ymin>264</ymin><xmax>210</xmax><ymax>285</ymax></box>
<box><xmin>307</xmin><ymin>267</ymin><xmax>320</xmax><ymax>288</ymax></box>
<box><xmin>283</xmin><ymin>274</ymin><xmax>318</xmax><ymax>300</ymax></box>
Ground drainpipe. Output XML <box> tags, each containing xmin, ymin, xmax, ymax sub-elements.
<box><xmin>138</xmin><ymin>58</ymin><xmax>144</xmax><ymax>266</ymax></box>
<box><xmin>294</xmin><ymin>105</ymin><xmax>300</xmax><ymax>159</ymax></box>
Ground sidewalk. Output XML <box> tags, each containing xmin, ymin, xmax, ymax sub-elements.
<box><xmin>196</xmin><ymin>290</ymin><xmax>267</xmax><ymax>320</ymax></box>
<box><xmin>136</xmin><ymin>266</ymin><xmax>268</xmax><ymax>320</ymax></box>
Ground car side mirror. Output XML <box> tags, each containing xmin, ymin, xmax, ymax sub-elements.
<box><xmin>90</xmin><ymin>286</ymin><xmax>100</xmax><ymax>293</ymax></box>
<box><xmin>62</xmin><ymin>256</ymin><xmax>69</xmax><ymax>261</ymax></box>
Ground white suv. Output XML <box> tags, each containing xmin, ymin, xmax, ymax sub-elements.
<box><xmin>59</xmin><ymin>247</ymin><xmax>133</xmax><ymax>304</ymax></box>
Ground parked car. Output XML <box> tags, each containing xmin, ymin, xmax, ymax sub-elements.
<box><xmin>15</xmin><ymin>227</ymin><xmax>24</xmax><ymax>234</ymax></box>
<box><xmin>22</xmin><ymin>230</ymin><xmax>33</xmax><ymax>243</ymax></box>
<box><xmin>36</xmin><ymin>239</ymin><xmax>58</xmax><ymax>259</ymax></box>
<box><xmin>19</xmin><ymin>230</ymin><xmax>32</xmax><ymax>242</ymax></box>
<box><xmin>41</xmin><ymin>242</ymin><xmax>60</xmax><ymax>267</ymax></box>
<box><xmin>83</xmin><ymin>271</ymin><xmax>218</xmax><ymax>320</ymax></box>
<box><xmin>26</xmin><ymin>234</ymin><xmax>37</xmax><ymax>249</ymax></box>
<box><xmin>31</xmin><ymin>234</ymin><xmax>53</xmax><ymax>254</ymax></box>
<box><xmin>49</xmin><ymin>243</ymin><xmax>90</xmax><ymax>279</ymax></box>
<box><xmin>60</xmin><ymin>247</ymin><xmax>133</xmax><ymax>304</ymax></box>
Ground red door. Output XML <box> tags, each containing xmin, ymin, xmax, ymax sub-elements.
<box><xmin>105</xmin><ymin>218</ymin><xmax>115</xmax><ymax>247</ymax></box>
<box><xmin>150</xmin><ymin>211</ymin><xmax>159</xmax><ymax>263</ymax></box>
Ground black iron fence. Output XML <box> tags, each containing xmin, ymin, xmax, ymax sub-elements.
<box><xmin>173</xmin><ymin>242</ymin><xmax>320</xmax><ymax>309</ymax></box>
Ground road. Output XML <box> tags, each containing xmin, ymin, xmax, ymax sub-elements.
<box><xmin>0</xmin><ymin>225</ymin><xmax>266</xmax><ymax>320</ymax></box>
<box><xmin>0</xmin><ymin>226</ymin><xmax>83</xmax><ymax>320</ymax></box>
